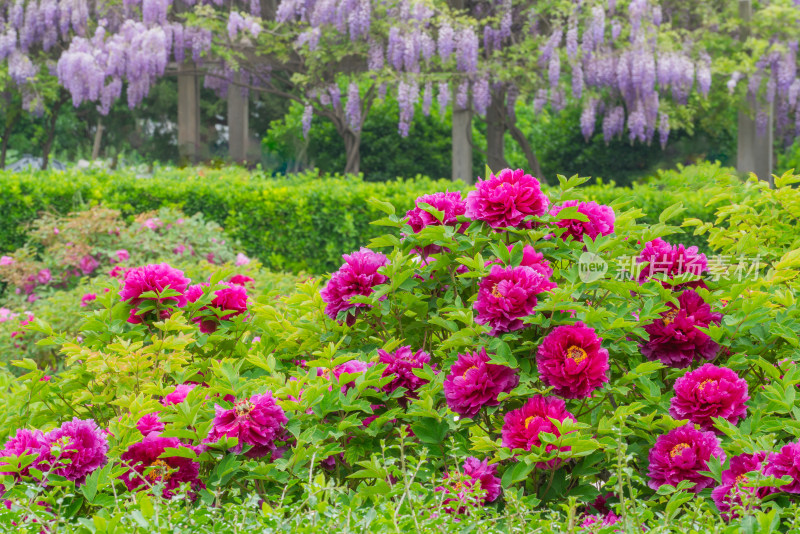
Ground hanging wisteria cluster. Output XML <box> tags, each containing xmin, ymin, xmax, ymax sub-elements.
<box><xmin>544</xmin><ymin>0</ymin><xmax>713</xmax><ymax>148</ymax></box>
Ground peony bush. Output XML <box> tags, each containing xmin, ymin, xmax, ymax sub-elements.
<box><xmin>1</xmin><ymin>167</ymin><xmax>800</xmax><ymax>531</ymax></box>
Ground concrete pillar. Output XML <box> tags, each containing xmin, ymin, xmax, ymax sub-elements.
<box><xmin>177</xmin><ymin>62</ymin><xmax>201</xmax><ymax>164</ymax></box>
<box><xmin>227</xmin><ymin>74</ymin><xmax>250</xmax><ymax>164</ymax></box>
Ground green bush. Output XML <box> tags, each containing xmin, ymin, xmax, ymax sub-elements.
<box><xmin>0</xmin><ymin>162</ymin><xmax>741</xmax><ymax>273</ymax></box>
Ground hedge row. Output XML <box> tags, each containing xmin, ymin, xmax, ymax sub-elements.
<box><xmin>0</xmin><ymin>163</ymin><xmax>736</xmax><ymax>273</ymax></box>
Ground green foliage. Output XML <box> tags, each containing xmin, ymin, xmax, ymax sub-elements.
<box><xmin>0</xmin><ymin>163</ymin><xmax>743</xmax><ymax>275</ymax></box>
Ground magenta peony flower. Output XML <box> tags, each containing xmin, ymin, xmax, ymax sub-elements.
<box><xmin>119</xmin><ymin>263</ymin><xmax>191</xmax><ymax>324</ymax></box>
<box><xmin>173</xmin><ymin>243</ymin><xmax>187</xmax><ymax>256</ymax></box>
<box><xmin>465</xmin><ymin>168</ymin><xmax>549</xmax><ymax>229</ymax></box>
<box><xmin>235</xmin><ymin>253</ymin><xmax>250</xmax><ymax>266</ymax></box>
<box><xmin>162</xmin><ymin>383</ymin><xmax>196</xmax><ymax>406</ymax></box>
<box><xmin>136</xmin><ymin>413</ymin><xmax>165</xmax><ymax>436</ymax></box>
<box><xmin>474</xmin><ymin>265</ymin><xmax>549</xmax><ymax>336</ymax></box>
<box><xmin>80</xmin><ymin>293</ymin><xmax>97</xmax><ymax>307</ymax></box>
<box><xmin>44</xmin><ymin>418</ymin><xmax>109</xmax><ymax>484</ymax></box>
<box><xmin>580</xmin><ymin>511</ymin><xmax>621</xmax><ymax>530</ymax></box>
<box><xmin>670</xmin><ymin>364</ymin><xmax>749</xmax><ymax>432</ymax></box>
<box><xmin>647</xmin><ymin>424</ymin><xmax>725</xmax><ymax>493</ymax></box>
<box><xmin>36</xmin><ymin>269</ymin><xmax>51</xmax><ymax>285</ymax></box>
<box><xmin>549</xmin><ymin>200</ymin><xmax>615</xmax><ymax>242</ymax></box>
<box><xmin>378</xmin><ymin>346</ymin><xmax>432</xmax><ymax>405</ymax></box>
<box><xmin>204</xmin><ymin>392</ymin><xmax>288</xmax><ymax>458</ymax></box>
<box><xmin>435</xmin><ymin>457</ymin><xmax>502</xmax><ymax>514</ymax></box>
<box><xmin>320</xmin><ymin>248</ymin><xmax>389</xmax><ymax>325</ymax></box>
<box><xmin>229</xmin><ymin>274</ymin><xmax>254</xmax><ymax>287</ymax></box>
<box><xmin>0</xmin><ymin>429</ymin><xmax>50</xmax><ymax>479</ymax></box>
<box><xmin>113</xmin><ymin>249</ymin><xmax>130</xmax><ymax>263</ymax></box>
<box><xmin>764</xmin><ymin>441</ymin><xmax>800</xmax><ymax>494</ymax></box>
<box><xmin>711</xmin><ymin>452</ymin><xmax>768</xmax><ymax>518</ymax></box>
<box><xmin>536</xmin><ymin>322</ymin><xmax>610</xmax><ymax>399</ymax></box>
<box><xmin>487</xmin><ymin>244</ymin><xmax>558</xmax><ymax>293</ymax></box>
<box><xmin>120</xmin><ymin>434</ymin><xmax>203</xmax><ymax>498</ymax></box>
<box><xmin>640</xmin><ymin>290</ymin><xmax>723</xmax><ymax>368</ymax></box>
<box><xmin>79</xmin><ymin>255</ymin><xmax>99</xmax><ymax>275</ymax></box>
<box><xmin>501</xmin><ymin>395</ymin><xmax>576</xmax><ymax>468</ymax></box>
<box><xmin>195</xmin><ymin>283</ymin><xmax>249</xmax><ymax>333</ymax></box>
<box><xmin>637</xmin><ymin>238</ymin><xmax>708</xmax><ymax>289</ymax></box>
<box><xmin>443</xmin><ymin>348</ymin><xmax>519</xmax><ymax>417</ymax></box>
<box><xmin>333</xmin><ymin>359</ymin><xmax>373</xmax><ymax>393</ymax></box>
<box><xmin>185</xmin><ymin>283</ymin><xmax>206</xmax><ymax>303</ymax></box>
<box><xmin>405</xmin><ymin>191</ymin><xmax>468</xmax><ymax>254</ymax></box>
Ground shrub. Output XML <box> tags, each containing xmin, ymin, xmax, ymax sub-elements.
<box><xmin>1</xmin><ymin>166</ymin><xmax>799</xmax><ymax>531</ymax></box>
<box><xmin>0</xmin><ymin>163</ymin><xmax>739</xmax><ymax>274</ymax></box>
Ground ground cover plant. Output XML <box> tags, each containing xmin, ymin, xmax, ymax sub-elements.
<box><xmin>1</xmin><ymin>165</ymin><xmax>800</xmax><ymax>532</ymax></box>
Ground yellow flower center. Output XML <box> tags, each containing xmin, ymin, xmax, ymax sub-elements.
<box><xmin>735</xmin><ymin>474</ymin><xmax>748</xmax><ymax>486</ymax></box>
<box><xmin>566</xmin><ymin>345</ymin><xmax>588</xmax><ymax>364</ymax></box>
<box><xmin>462</xmin><ymin>365</ymin><xmax>478</xmax><ymax>378</ymax></box>
<box><xmin>524</xmin><ymin>416</ymin><xmax>538</xmax><ymax>428</ymax></box>
<box><xmin>670</xmin><ymin>443</ymin><xmax>690</xmax><ymax>458</ymax></box>
<box><xmin>235</xmin><ymin>399</ymin><xmax>254</xmax><ymax>416</ymax></box>
<box><xmin>696</xmin><ymin>379</ymin><xmax>716</xmax><ymax>391</ymax></box>
<box><xmin>491</xmin><ymin>283</ymin><xmax>503</xmax><ymax>299</ymax></box>
<box><xmin>663</xmin><ymin>309</ymin><xmax>679</xmax><ymax>326</ymax></box>
<box><xmin>147</xmin><ymin>459</ymin><xmax>172</xmax><ymax>482</ymax></box>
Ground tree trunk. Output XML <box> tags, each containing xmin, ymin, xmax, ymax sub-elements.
<box><xmin>228</xmin><ymin>73</ymin><xmax>250</xmax><ymax>164</ymax></box>
<box><xmin>41</xmin><ymin>97</ymin><xmax>66</xmax><ymax>171</ymax></box>
<box><xmin>508</xmin><ymin>120</ymin><xmax>545</xmax><ymax>184</ymax></box>
<box><xmin>486</xmin><ymin>86</ymin><xmax>509</xmax><ymax>173</ymax></box>
<box><xmin>452</xmin><ymin>107</ymin><xmax>473</xmax><ymax>184</ymax></box>
<box><xmin>177</xmin><ymin>62</ymin><xmax>201</xmax><ymax>164</ymax></box>
<box><xmin>343</xmin><ymin>128</ymin><xmax>361</xmax><ymax>175</ymax></box>
<box><xmin>91</xmin><ymin>119</ymin><xmax>104</xmax><ymax>160</ymax></box>
<box><xmin>1</xmin><ymin>114</ymin><xmax>18</xmax><ymax>169</ymax></box>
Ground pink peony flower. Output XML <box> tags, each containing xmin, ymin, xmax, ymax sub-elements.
<box><xmin>206</xmin><ymin>252</ymin><xmax>216</xmax><ymax>264</ymax></box>
<box><xmin>640</xmin><ymin>290</ymin><xmax>723</xmax><ymax>368</ymax></box>
<box><xmin>185</xmin><ymin>283</ymin><xmax>206</xmax><ymax>303</ymax></box>
<box><xmin>536</xmin><ymin>322</ymin><xmax>610</xmax><ymax>399</ymax></box>
<box><xmin>474</xmin><ymin>265</ymin><xmax>549</xmax><ymax>336</ymax></box>
<box><xmin>443</xmin><ymin>348</ymin><xmax>519</xmax><ymax>418</ymax></box>
<box><xmin>332</xmin><ymin>359</ymin><xmax>373</xmax><ymax>393</ymax></box>
<box><xmin>405</xmin><ymin>192</ymin><xmax>468</xmax><ymax>254</ymax></box>
<box><xmin>109</xmin><ymin>265</ymin><xmax>128</xmax><ymax>279</ymax></box>
<box><xmin>637</xmin><ymin>238</ymin><xmax>708</xmax><ymax>289</ymax></box>
<box><xmin>435</xmin><ymin>457</ymin><xmax>502</xmax><ymax>514</ymax></box>
<box><xmin>36</xmin><ymin>269</ymin><xmax>51</xmax><ymax>285</ymax></box>
<box><xmin>670</xmin><ymin>364</ymin><xmax>749</xmax><ymax>433</ymax></box>
<box><xmin>235</xmin><ymin>253</ymin><xmax>251</xmax><ymax>266</ymax></box>
<box><xmin>120</xmin><ymin>434</ymin><xmax>203</xmax><ymax>498</ymax></box>
<box><xmin>204</xmin><ymin>392</ymin><xmax>288</xmax><ymax>458</ymax></box>
<box><xmin>136</xmin><ymin>413</ymin><xmax>165</xmax><ymax>436</ymax></box>
<box><xmin>501</xmin><ymin>395</ymin><xmax>576</xmax><ymax>468</ymax></box>
<box><xmin>711</xmin><ymin>452</ymin><xmax>768</xmax><ymax>519</ymax></box>
<box><xmin>465</xmin><ymin>168</ymin><xmax>549</xmax><ymax>229</ymax></box>
<box><xmin>79</xmin><ymin>255</ymin><xmax>99</xmax><ymax>275</ymax></box>
<box><xmin>142</xmin><ymin>218</ymin><xmax>162</xmax><ymax>231</ymax></box>
<box><xmin>0</xmin><ymin>256</ymin><xmax>14</xmax><ymax>265</ymax></box>
<box><xmin>378</xmin><ymin>346</ymin><xmax>433</xmax><ymax>405</ymax></box>
<box><xmin>647</xmin><ymin>424</ymin><xmax>725</xmax><ymax>493</ymax></box>
<box><xmin>764</xmin><ymin>441</ymin><xmax>800</xmax><ymax>494</ymax></box>
<box><xmin>112</xmin><ymin>249</ymin><xmax>130</xmax><ymax>263</ymax></box>
<box><xmin>119</xmin><ymin>263</ymin><xmax>191</xmax><ymax>324</ymax></box>
<box><xmin>549</xmin><ymin>200</ymin><xmax>615</xmax><ymax>242</ymax></box>
<box><xmin>80</xmin><ymin>293</ymin><xmax>97</xmax><ymax>307</ymax></box>
<box><xmin>229</xmin><ymin>274</ymin><xmax>254</xmax><ymax>287</ymax></box>
<box><xmin>173</xmin><ymin>243</ymin><xmax>187</xmax><ymax>256</ymax></box>
<box><xmin>44</xmin><ymin>418</ymin><xmax>109</xmax><ymax>484</ymax></box>
<box><xmin>320</xmin><ymin>248</ymin><xmax>389</xmax><ymax>325</ymax></box>
<box><xmin>580</xmin><ymin>511</ymin><xmax>621</xmax><ymax>530</ymax></box>
<box><xmin>194</xmin><ymin>283</ymin><xmax>249</xmax><ymax>333</ymax></box>
<box><xmin>0</xmin><ymin>429</ymin><xmax>50</xmax><ymax>480</ymax></box>
<box><xmin>162</xmin><ymin>384</ymin><xmax>197</xmax><ymax>406</ymax></box>
<box><xmin>487</xmin><ymin>244</ymin><xmax>558</xmax><ymax>292</ymax></box>
<box><xmin>0</xmin><ymin>308</ymin><xmax>15</xmax><ymax>323</ymax></box>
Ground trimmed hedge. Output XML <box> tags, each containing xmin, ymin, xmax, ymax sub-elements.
<box><xmin>0</xmin><ymin>162</ymin><xmax>737</xmax><ymax>273</ymax></box>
